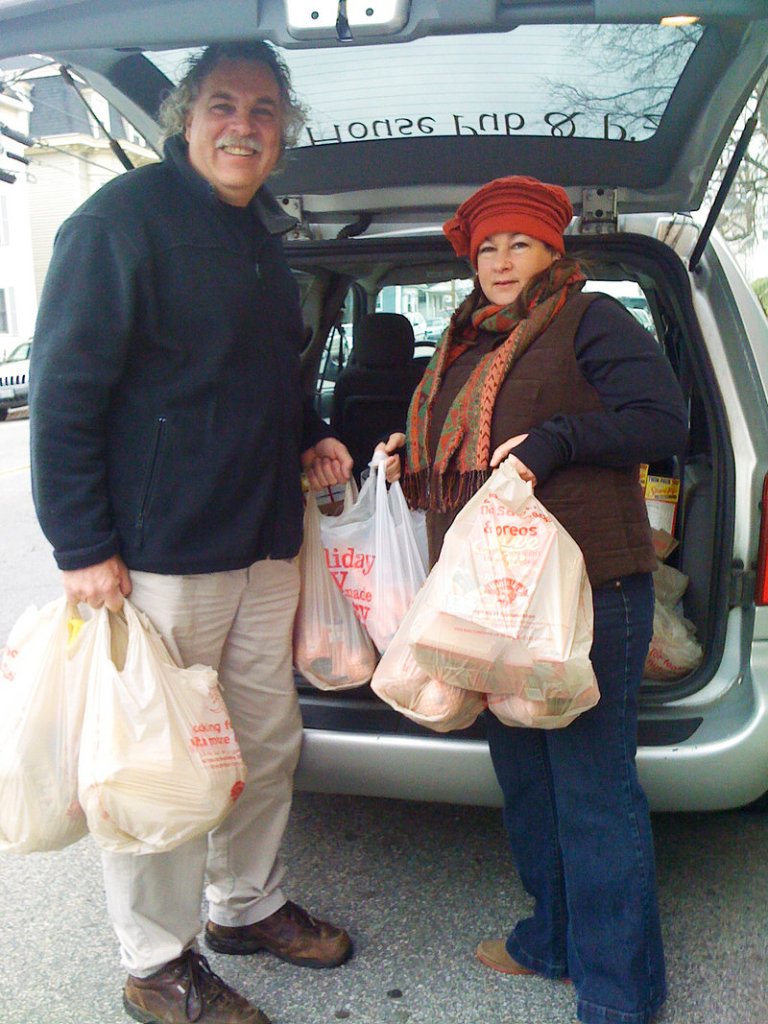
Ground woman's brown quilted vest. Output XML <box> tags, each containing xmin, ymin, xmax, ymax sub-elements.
<box><xmin>426</xmin><ymin>292</ymin><xmax>656</xmax><ymax>587</ymax></box>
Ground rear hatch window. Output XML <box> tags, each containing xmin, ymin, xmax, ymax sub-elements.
<box><xmin>152</xmin><ymin>24</ymin><xmax>701</xmax><ymax>147</ymax></box>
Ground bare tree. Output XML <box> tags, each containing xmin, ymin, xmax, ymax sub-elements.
<box><xmin>549</xmin><ymin>25</ymin><xmax>768</xmax><ymax>250</ymax></box>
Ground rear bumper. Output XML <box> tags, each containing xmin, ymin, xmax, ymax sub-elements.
<box><xmin>295</xmin><ymin>665</ymin><xmax>768</xmax><ymax>813</ymax></box>
<box><xmin>295</xmin><ymin>728</ymin><xmax>504</xmax><ymax>807</ymax></box>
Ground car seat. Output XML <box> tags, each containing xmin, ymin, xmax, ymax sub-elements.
<box><xmin>331</xmin><ymin>312</ymin><xmax>425</xmax><ymax>480</ymax></box>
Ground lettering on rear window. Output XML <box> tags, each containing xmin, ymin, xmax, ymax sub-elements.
<box><xmin>303</xmin><ymin>109</ymin><xmax>660</xmax><ymax>146</ymax></box>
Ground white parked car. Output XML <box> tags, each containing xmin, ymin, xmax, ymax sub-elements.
<box><xmin>2</xmin><ymin>0</ymin><xmax>768</xmax><ymax>810</ymax></box>
<box><xmin>0</xmin><ymin>340</ymin><xmax>31</xmax><ymax>420</ymax></box>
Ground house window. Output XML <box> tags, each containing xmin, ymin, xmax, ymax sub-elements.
<box><xmin>84</xmin><ymin>88</ymin><xmax>111</xmax><ymax>138</ymax></box>
<box><xmin>121</xmin><ymin>118</ymin><xmax>147</xmax><ymax>147</ymax></box>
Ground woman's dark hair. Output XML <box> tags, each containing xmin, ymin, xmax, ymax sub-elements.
<box><xmin>158</xmin><ymin>41</ymin><xmax>307</xmax><ymax>149</ymax></box>
<box><xmin>452</xmin><ymin>279</ymin><xmax>486</xmax><ymax>335</ymax></box>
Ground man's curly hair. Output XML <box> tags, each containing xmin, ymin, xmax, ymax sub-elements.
<box><xmin>158</xmin><ymin>41</ymin><xmax>307</xmax><ymax>150</ymax></box>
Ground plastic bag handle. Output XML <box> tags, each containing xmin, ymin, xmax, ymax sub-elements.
<box><xmin>66</xmin><ymin>602</ymin><xmax>85</xmax><ymax>647</ymax></box>
<box><xmin>342</xmin><ymin>476</ymin><xmax>359</xmax><ymax>512</ymax></box>
<box><xmin>495</xmin><ymin>458</ymin><xmax>535</xmax><ymax>498</ymax></box>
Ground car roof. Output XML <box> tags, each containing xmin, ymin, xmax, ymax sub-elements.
<box><xmin>1</xmin><ymin>1</ymin><xmax>766</xmax><ymax>234</ymax></box>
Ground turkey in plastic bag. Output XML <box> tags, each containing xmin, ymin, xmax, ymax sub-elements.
<box><xmin>0</xmin><ymin>597</ymin><xmax>93</xmax><ymax>854</ymax></box>
<box><xmin>78</xmin><ymin>600</ymin><xmax>247</xmax><ymax>855</ymax></box>
<box><xmin>371</xmin><ymin>578</ymin><xmax>486</xmax><ymax>733</ymax></box>
<box><xmin>294</xmin><ymin>489</ymin><xmax>377</xmax><ymax>689</ymax></box>
<box><xmin>408</xmin><ymin>460</ymin><xmax>599</xmax><ymax>728</ymax></box>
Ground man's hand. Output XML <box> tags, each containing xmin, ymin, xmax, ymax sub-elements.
<box><xmin>489</xmin><ymin>433</ymin><xmax>537</xmax><ymax>486</ymax></box>
<box><xmin>62</xmin><ymin>555</ymin><xmax>132</xmax><ymax>612</ymax></box>
<box><xmin>301</xmin><ymin>437</ymin><xmax>354</xmax><ymax>491</ymax></box>
<box><xmin>374</xmin><ymin>432</ymin><xmax>406</xmax><ymax>483</ymax></box>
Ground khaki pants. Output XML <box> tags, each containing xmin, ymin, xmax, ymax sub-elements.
<box><xmin>100</xmin><ymin>559</ymin><xmax>303</xmax><ymax>976</ymax></box>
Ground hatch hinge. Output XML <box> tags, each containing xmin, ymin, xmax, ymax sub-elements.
<box><xmin>278</xmin><ymin>196</ymin><xmax>314</xmax><ymax>241</ymax></box>
<box><xmin>580</xmin><ymin>187</ymin><xmax>618</xmax><ymax>234</ymax></box>
<box><xmin>729</xmin><ymin>565</ymin><xmax>756</xmax><ymax>608</ymax></box>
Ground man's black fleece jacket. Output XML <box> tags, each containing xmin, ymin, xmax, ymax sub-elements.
<box><xmin>30</xmin><ymin>135</ymin><xmax>331</xmax><ymax>574</ymax></box>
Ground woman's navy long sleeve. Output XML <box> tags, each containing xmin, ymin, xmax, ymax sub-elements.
<box><xmin>511</xmin><ymin>297</ymin><xmax>688</xmax><ymax>483</ymax></box>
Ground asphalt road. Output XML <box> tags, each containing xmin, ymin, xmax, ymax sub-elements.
<box><xmin>1</xmin><ymin>413</ymin><xmax>767</xmax><ymax>1024</ymax></box>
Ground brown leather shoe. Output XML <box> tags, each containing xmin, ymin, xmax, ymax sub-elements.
<box><xmin>476</xmin><ymin>939</ymin><xmax>538</xmax><ymax>976</ymax></box>
<box><xmin>123</xmin><ymin>949</ymin><xmax>271</xmax><ymax>1023</ymax></box>
<box><xmin>476</xmin><ymin>939</ymin><xmax>572</xmax><ymax>984</ymax></box>
<box><xmin>205</xmin><ymin>901</ymin><xmax>352</xmax><ymax>968</ymax></box>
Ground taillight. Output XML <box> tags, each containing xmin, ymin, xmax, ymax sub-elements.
<box><xmin>756</xmin><ymin>473</ymin><xmax>768</xmax><ymax>605</ymax></box>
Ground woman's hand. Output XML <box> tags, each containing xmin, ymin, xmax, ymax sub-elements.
<box><xmin>374</xmin><ymin>432</ymin><xmax>406</xmax><ymax>483</ymax></box>
<box><xmin>302</xmin><ymin>437</ymin><xmax>354</xmax><ymax>490</ymax></box>
<box><xmin>490</xmin><ymin>433</ymin><xmax>537</xmax><ymax>486</ymax></box>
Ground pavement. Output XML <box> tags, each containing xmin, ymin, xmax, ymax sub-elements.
<box><xmin>1</xmin><ymin>793</ymin><xmax>767</xmax><ymax>1024</ymax></box>
<box><xmin>1</xmin><ymin>411</ymin><xmax>767</xmax><ymax>1024</ymax></box>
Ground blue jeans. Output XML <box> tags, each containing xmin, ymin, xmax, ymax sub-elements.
<box><xmin>485</xmin><ymin>573</ymin><xmax>665</xmax><ymax>1024</ymax></box>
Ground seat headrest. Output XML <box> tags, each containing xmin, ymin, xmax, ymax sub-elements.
<box><xmin>353</xmin><ymin>313</ymin><xmax>415</xmax><ymax>369</ymax></box>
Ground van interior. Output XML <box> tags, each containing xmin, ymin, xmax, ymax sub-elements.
<box><xmin>290</xmin><ymin>227</ymin><xmax>732</xmax><ymax>748</ymax></box>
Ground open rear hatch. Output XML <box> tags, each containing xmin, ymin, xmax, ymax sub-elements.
<box><xmin>1</xmin><ymin>1</ymin><xmax>766</xmax><ymax>234</ymax></box>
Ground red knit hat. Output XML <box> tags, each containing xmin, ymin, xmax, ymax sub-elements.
<box><xmin>443</xmin><ymin>175</ymin><xmax>573</xmax><ymax>265</ymax></box>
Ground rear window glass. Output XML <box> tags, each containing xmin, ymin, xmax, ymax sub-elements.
<box><xmin>151</xmin><ymin>22</ymin><xmax>702</xmax><ymax>149</ymax></box>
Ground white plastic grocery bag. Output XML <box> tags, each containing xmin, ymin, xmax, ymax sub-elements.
<box><xmin>0</xmin><ymin>597</ymin><xmax>93</xmax><ymax>853</ymax></box>
<box><xmin>294</xmin><ymin>489</ymin><xmax>377</xmax><ymax>689</ymax></box>
<box><xmin>368</xmin><ymin>459</ymin><xmax>427</xmax><ymax>651</ymax></box>
<box><xmin>644</xmin><ymin>602</ymin><xmax>702</xmax><ymax>680</ymax></box>
<box><xmin>645</xmin><ymin>564</ymin><xmax>703</xmax><ymax>680</ymax></box>
<box><xmin>317</xmin><ymin>466</ymin><xmax>378</xmax><ymax>637</ymax></box>
<box><xmin>78</xmin><ymin>600</ymin><xmax>247</xmax><ymax>855</ymax></box>
<box><xmin>377</xmin><ymin>460</ymin><xmax>599</xmax><ymax>730</ymax></box>
<box><xmin>319</xmin><ymin>452</ymin><xmax>427</xmax><ymax>652</ymax></box>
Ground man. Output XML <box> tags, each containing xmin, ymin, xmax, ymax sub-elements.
<box><xmin>30</xmin><ymin>41</ymin><xmax>353</xmax><ymax>1024</ymax></box>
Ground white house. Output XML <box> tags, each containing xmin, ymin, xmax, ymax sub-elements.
<box><xmin>0</xmin><ymin>77</ymin><xmax>36</xmax><ymax>359</ymax></box>
<box><xmin>0</xmin><ymin>61</ymin><xmax>158</xmax><ymax>354</ymax></box>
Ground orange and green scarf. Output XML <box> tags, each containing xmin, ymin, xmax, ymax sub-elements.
<box><xmin>402</xmin><ymin>258</ymin><xmax>585</xmax><ymax>512</ymax></box>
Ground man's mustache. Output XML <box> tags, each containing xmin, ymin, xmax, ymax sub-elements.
<box><xmin>215</xmin><ymin>135</ymin><xmax>264</xmax><ymax>152</ymax></box>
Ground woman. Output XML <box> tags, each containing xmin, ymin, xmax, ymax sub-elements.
<box><xmin>380</xmin><ymin>175</ymin><xmax>688</xmax><ymax>1024</ymax></box>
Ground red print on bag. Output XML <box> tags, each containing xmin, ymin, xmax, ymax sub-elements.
<box><xmin>483</xmin><ymin>577</ymin><xmax>528</xmax><ymax>605</ymax></box>
<box><xmin>480</xmin><ymin>494</ymin><xmax>510</xmax><ymax>518</ymax></box>
<box><xmin>329</xmin><ymin>569</ymin><xmax>348</xmax><ymax>591</ymax></box>
<box><xmin>231</xmin><ymin>780</ymin><xmax>245</xmax><ymax>802</ymax></box>
<box><xmin>205</xmin><ymin>689</ymin><xmax>226</xmax><ymax>715</ymax></box>
<box><xmin>324</xmin><ymin>546</ymin><xmax>375</xmax><ymax>577</ymax></box>
<box><xmin>1</xmin><ymin>645</ymin><xmax>18</xmax><ymax>681</ymax></box>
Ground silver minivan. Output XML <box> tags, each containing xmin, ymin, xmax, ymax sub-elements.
<box><xmin>2</xmin><ymin>0</ymin><xmax>767</xmax><ymax>811</ymax></box>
